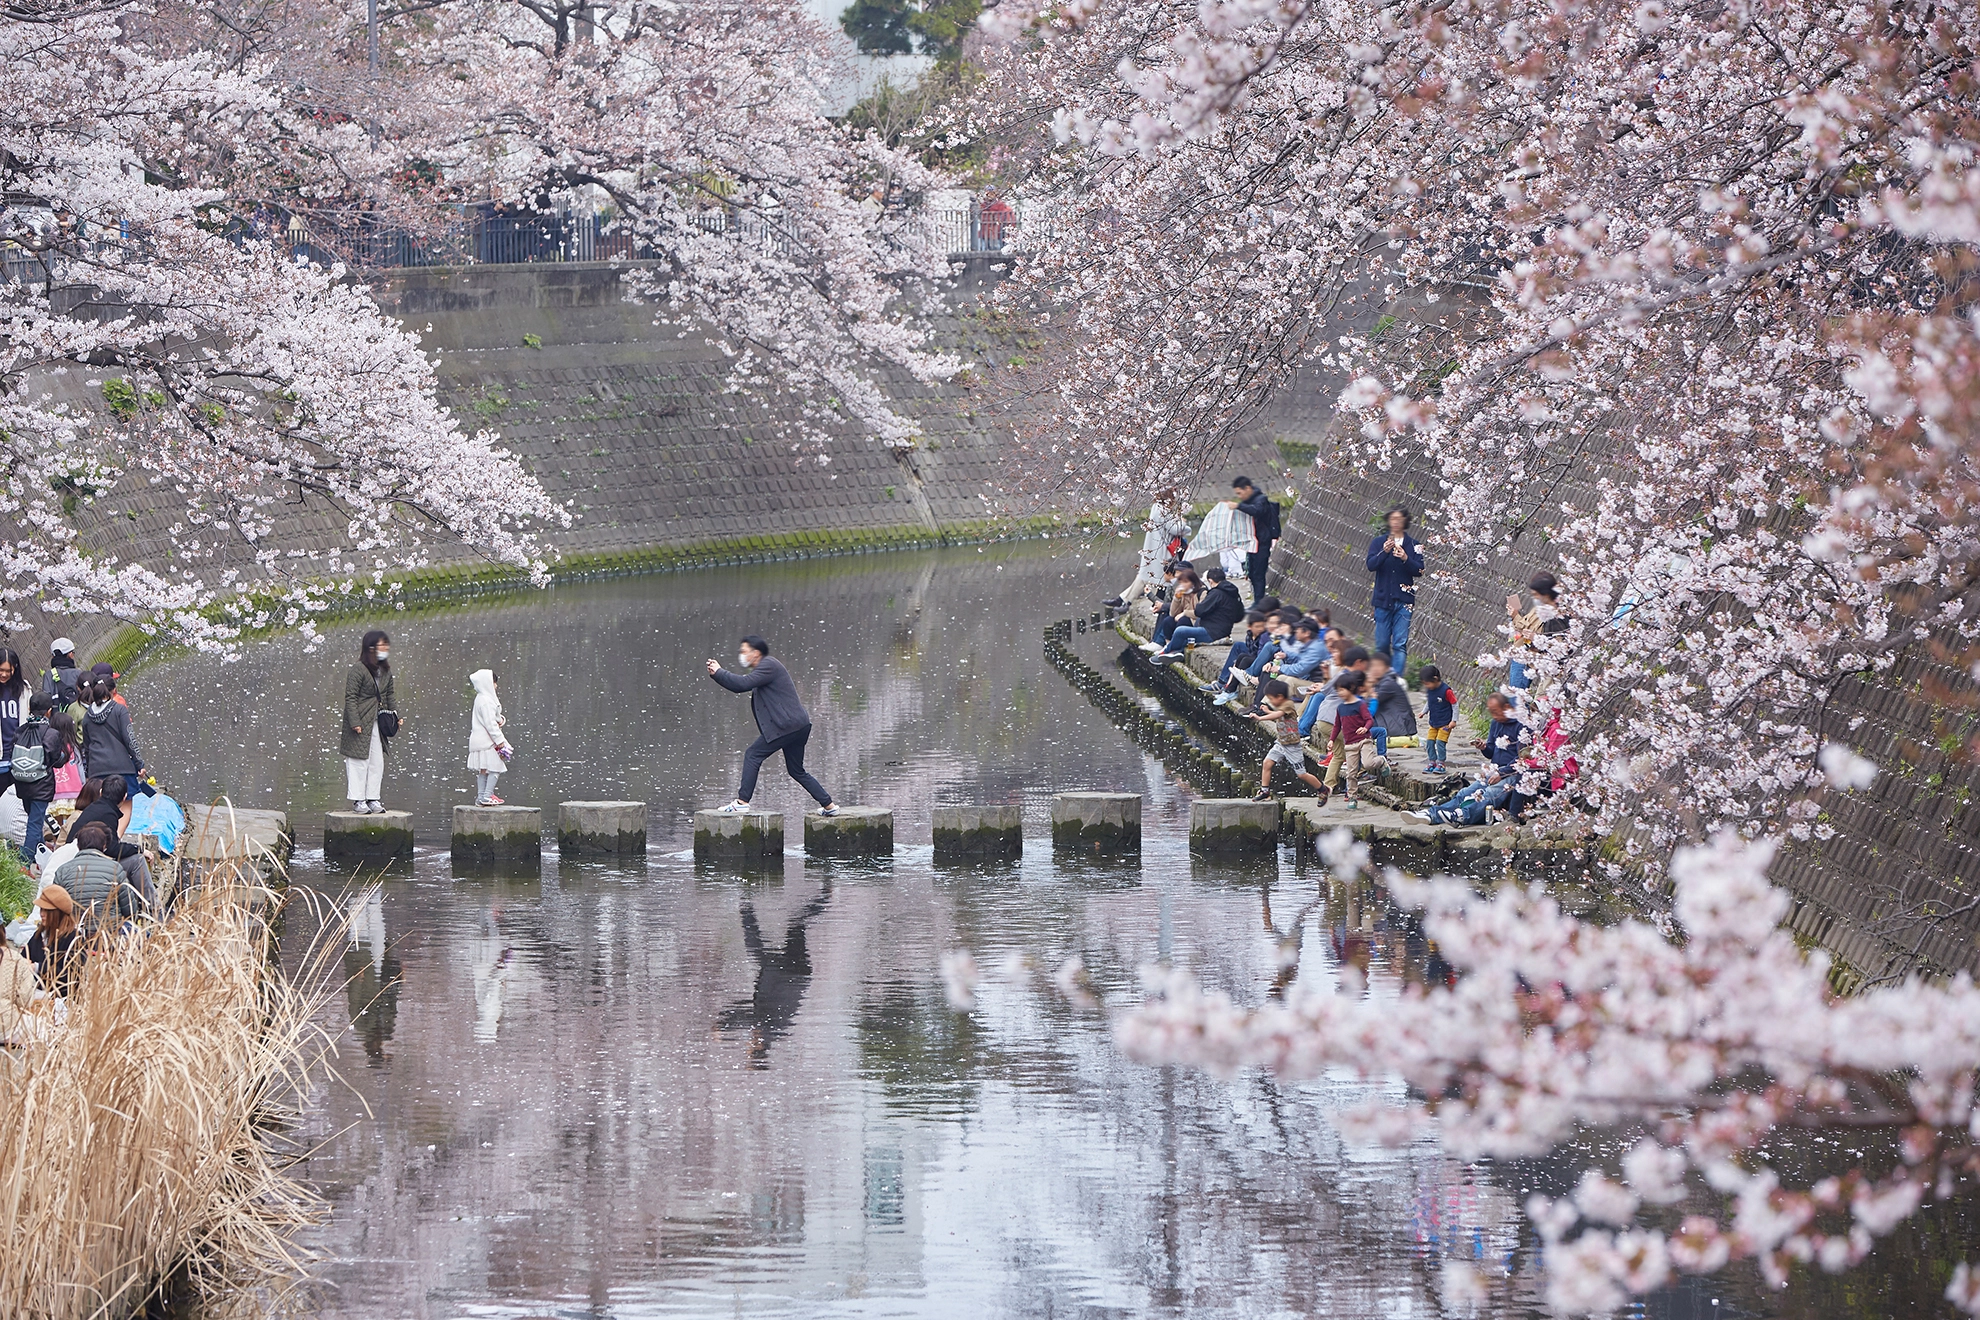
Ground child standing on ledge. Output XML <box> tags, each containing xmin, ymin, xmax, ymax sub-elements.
<box><xmin>1419</xmin><ymin>665</ymin><xmax>1458</xmax><ymax>774</ymax></box>
<box><xmin>468</xmin><ymin>669</ymin><xmax>512</xmax><ymax>806</ymax></box>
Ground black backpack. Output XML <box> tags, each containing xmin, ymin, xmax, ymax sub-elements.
<box><xmin>45</xmin><ymin>667</ymin><xmax>78</xmax><ymax>706</ymax></box>
<box><xmin>12</xmin><ymin>717</ymin><xmax>52</xmax><ymax>784</ymax></box>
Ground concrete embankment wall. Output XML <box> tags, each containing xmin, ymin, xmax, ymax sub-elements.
<box><xmin>1247</xmin><ymin>312</ymin><xmax>1980</xmax><ymax>983</ymax></box>
<box><xmin>46</xmin><ymin>259</ymin><xmax>1279</xmax><ymax>660</ymax></box>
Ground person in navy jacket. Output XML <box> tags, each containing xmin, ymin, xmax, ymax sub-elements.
<box><xmin>1365</xmin><ymin>504</ymin><xmax>1425</xmax><ymax>677</ymax></box>
<box><xmin>706</xmin><ymin>636</ymin><xmax>839</xmax><ymax>816</ymax></box>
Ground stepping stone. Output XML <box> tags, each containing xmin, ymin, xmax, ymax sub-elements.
<box><xmin>325</xmin><ymin>810</ymin><xmax>413</xmax><ymax>865</ymax></box>
<box><xmin>693</xmin><ymin>809</ymin><xmax>784</xmax><ymax>861</ymax></box>
<box><xmin>452</xmin><ymin>805</ymin><xmax>542</xmax><ymax>868</ymax></box>
<box><xmin>182</xmin><ymin>804</ymin><xmax>292</xmax><ymax>866</ymax></box>
<box><xmin>1051</xmin><ymin>792</ymin><xmax>1141</xmax><ymax>854</ymax></box>
<box><xmin>804</xmin><ymin>806</ymin><xmax>893</xmax><ymax>858</ymax></box>
<box><xmin>1189</xmin><ymin>798</ymin><xmax>1280</xmax><ymax>854</ymax></box>
<box><xmin>558</xmin><ymin>800</ymin><xmax>646</xmax><ymax>856</ymax></box>
<box><xmin>932</xmin><ymin>804</ymin><xmax>1023</xmax><ymax>861</ymax></box>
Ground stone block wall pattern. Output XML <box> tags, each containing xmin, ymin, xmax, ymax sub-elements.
<box><xmin>40</xmin><ymin>260</ymin><xmax>1282</xmax><ymax>663</ymax></box>
<box><xmin>1253</xmin><ymin>297</ymin><xmax>1980</xmax><ymax>981</ymax></box>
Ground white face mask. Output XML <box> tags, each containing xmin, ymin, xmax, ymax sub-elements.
<box><xmin>737</xmin><ymin>652</ymin><xmax>752</xmax><ymax>668</ymax></box>
<box><xmin>375</xmin><ymin>649</ymin><xmax>390</xmax><ymax>662</ymax></box>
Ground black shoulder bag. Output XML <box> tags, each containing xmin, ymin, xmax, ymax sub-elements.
<box><xmin>374</xmin><ymin>671</ymin><xmax>400</xmax><ymax>740</ymax></box>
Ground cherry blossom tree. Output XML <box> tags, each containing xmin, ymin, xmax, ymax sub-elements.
<box><xmin>949</xmin><ymin>0</ymin><xmax>1980</xmax><ymax>1307</ymax></box>
<box><xmin>968</xmin><ymin>0</ymin><xmax>1980</xmax><ymax>851</ymax></box>
<box><xmin>3</xmin><ymin>0</ymin><xmax>565</xmax><ymax>646</ymax></box>
<box><xmin>939</xmin><ymin>830</ymin><xmax>1980</xmax><ymax>1314</ymax></box>
<box><xmin>302</xmin><ymin>0</ymin><xmax>966</xmax><ymax>449</ymax></box>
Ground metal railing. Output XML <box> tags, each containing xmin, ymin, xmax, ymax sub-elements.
<box><xmin>287</xmin><ymin>199</ymin><xmax>1049</xmax><ymax>271</ymax></box>
<box><xmin>2</xmin><ymin>198</ymin><xmax>1054</xmax><ymax>285</ymax></box>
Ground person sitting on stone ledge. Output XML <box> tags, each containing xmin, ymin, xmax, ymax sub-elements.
<box><xmin>1152</xmin><ymin>566</ymin><xmax>1245</xmax><ymax>663</ymax></box>
<box><xmin>53</xmin><ymin>821</ymin><xmax>146</xmax><ymax>937</ymax></box>
<box><xmin>1275</xmin><ymin>618</ymin><xmax>1330</xmax><ymax>688</ymax></box>
<box><xmin>1410</xmin><ymin>692</ymin><xmax>1526</xmax><ymax>826</ymax></box>
<box><xmin>1365</xmin><ymin>653</ymin><xmax>1416</xmax><ymax>750</ymax></box>
<box><xmin>1202</xmin><ymin>610</ymin><xmax>1272</xmax><ymax>699</ymax></box>
<box><xmin>64</xmin><ymin>776</ymin><xmax>157</xmax><ymax>913</ymax></box>
<box><xmin>1144</xmin><ymin>564</ymin><xmax>1201</xmax><ymax>653</ymax></box>
<box><xmin>27</xmin><ymin>885</ymin><xmax>81</xmax><ymax>995</ymax></box>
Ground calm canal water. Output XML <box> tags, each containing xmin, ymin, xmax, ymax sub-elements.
<box><xmin>127</xmin><ymin>544</ymin><xmax>1961</xmax><ymax>1319</ymax></box>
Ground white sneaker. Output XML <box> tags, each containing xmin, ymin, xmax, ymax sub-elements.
<box><xmin>714</xmin><ymin>799</ymin><xmax>752</xmax><ymax>814</ymax></box>
<box><xmin>1408</xmin><ymin>809</ymin><xmax>1433</xmax><ymax>822</ymax></box>
<box><xmin>350</xmin><ymin>801</ymin><xmax>369</xmax><ymax>815</ymax></box>
<box><xmin>1139</xmin><ymin>642</ymin><xmax>1161</xmax><ymax>652</ymax></box>
<box><xmin>367</xmin><ymin>800</ymin><xmax>385</xmax><ymax>814</ymax></box>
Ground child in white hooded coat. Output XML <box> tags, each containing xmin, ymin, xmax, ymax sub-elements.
<box><xmin>468</xmin><ymin>669</ymin><xmax>512</xmax><ymax>805</ymax></box>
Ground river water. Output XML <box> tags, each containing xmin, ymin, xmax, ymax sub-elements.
<box><xmin>128</xmin><ymin>545</ymin><xmax>1962</xmax><ymax>1319</ymax></box>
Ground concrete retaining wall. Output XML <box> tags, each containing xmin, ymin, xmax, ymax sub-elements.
<box><xmin>39</xmin><ymin>260</ymin><xmax>1281</xmax><ymax>662</ymax></box>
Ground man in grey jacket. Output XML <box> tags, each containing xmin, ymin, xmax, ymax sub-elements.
<box><xmin>706</xmin><ymin>636</ymin><xmax>839</xmax><ymax>815</ymax></box>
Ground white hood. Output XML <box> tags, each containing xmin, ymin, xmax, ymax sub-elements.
<box><xmin>470</xmin><ymin>669</ymin><xmax>496</xmax><ymax>698</ymax></box>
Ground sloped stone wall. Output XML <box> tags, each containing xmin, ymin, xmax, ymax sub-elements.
<box><xmin>40</xmin><ymin>259</ymin><xmax>1274</xmax><ymax>659</ymax></box>
<box><xmin>1252</xmin><ymin>309</ymin><xmax>1980</xmax><ymax>982</ymax></box>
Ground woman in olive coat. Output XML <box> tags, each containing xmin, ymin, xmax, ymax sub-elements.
<box><xmin>341</xmin><ymin>631</ymin><xmax>398</xmax><ymax>814</ymax></box>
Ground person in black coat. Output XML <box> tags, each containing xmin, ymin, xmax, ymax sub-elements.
<box><xmin>705</xmin><ymin>635</ymin><xmax>838</xmax><ymax>814</ymax></box>
<box><xmin>1152</xmin><ymin>567</ymin><xmax>1246</xmax><ymax>662</ymax></box>
<box><xmin>1230</xmin><ymin>476</ymin><xmax>1282</xmax><ymax>601</ymax></box>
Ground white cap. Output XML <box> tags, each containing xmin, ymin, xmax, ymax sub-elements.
<box><xmin>50</xmin><ymin>638</ymin><xmax>74</xmax><ymax>654</ymax></box>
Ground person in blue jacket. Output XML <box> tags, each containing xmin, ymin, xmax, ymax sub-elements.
<box><xmin>706</xmin><ymin>636</ymin><xmax>839</xmax><ymax>816</ymax></box>
<box><xmin>1365</xmin><ymin>504</ymin><xmax>1426</xmax><ymax>677</ymax></box>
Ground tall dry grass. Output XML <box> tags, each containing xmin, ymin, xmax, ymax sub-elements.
<box><xmin>0</xmin><ymin>868</ymin><xmax>340</xmax><ymax>1320</ymax></box>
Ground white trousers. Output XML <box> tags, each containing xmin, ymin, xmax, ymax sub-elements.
<box><xmin>344</xmin><ymin>727</ymin><xmax>384</xmax><ymax>801</ymax></box>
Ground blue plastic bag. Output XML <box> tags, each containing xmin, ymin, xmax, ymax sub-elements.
<box><xmin>128</xmin><ymin>793</ymin><xmax>187</xmax><ymax>855</ymax></box>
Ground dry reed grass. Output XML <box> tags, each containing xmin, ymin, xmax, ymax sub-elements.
<box><xmin>0</xmin><ymin>865</ymin><xmax>342</xmax><ymax>1320</ymax></box>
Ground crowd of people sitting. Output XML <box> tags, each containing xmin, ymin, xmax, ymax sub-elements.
<box><xmin>1118</xmin><ymin>490</ymin><xmax>1574</xmax><ymax>826</ymax></box>
<box><xmin>0</xmin><ymin>636</ymin><xmax>174</xmax><ymax>1044</ymax></box>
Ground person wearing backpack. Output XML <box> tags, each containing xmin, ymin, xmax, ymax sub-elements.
<box><xmin>42</xmin><ymin>638</ymin><xmax>81</xmax><ymax>707</ymax></box>
<box><xmin>13</xmin><ymin>693</ymin><xmax>74</xmax><ymax>865</ymax></box>
<box><xmin>78</xmin><ymin>673</ymin><xmax>148</xmax><ymax>798</ymax></box>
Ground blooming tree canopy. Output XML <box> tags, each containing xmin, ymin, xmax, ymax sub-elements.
<box><xmin>954</xmin><ymin>0</ymin><xmax>1980</xmax><ymax>1305</ymax></box>
<box><xmin>5</xmin><ymin>0</ymin><xmax>957</xmax><ymax>645</ymax></box>
<box><xmin>944</xmin><ymin>831</ymin><xmax>1980</xmax><ymax>1313</ymax></box>
<box><xmin>970</xmin><ymin>0</ymin><xmax>1980</xmax><ymax>848</ymax></box>
<box><xmin>322</xmin><ymin>0</ymin><xmax>964</xmax><ymax>448</ymax></box>
<box><xmin>2</xmin><ymin>0</ymin><xmax>565</xmax><ymax>644</ymax></box>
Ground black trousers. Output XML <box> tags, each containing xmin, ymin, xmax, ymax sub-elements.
<box><xmin>739</xmin><ymin>725</ymin><xmax>831</xmax><ymax>805</ymax></box>
<box><xmin>1246</xmin><ymin>544</ymin><xmax>1273</xmax><ymax>600</ymax></box>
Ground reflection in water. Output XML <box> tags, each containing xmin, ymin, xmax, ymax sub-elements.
<box><xmin>342</xmin><ymin>892</ymin><xmax>401</xmax><ymax>1065</ymax></box>
<box><xmin>716</xmin><ymin>883</ymin><xmax>831</xmax><ymax>1068</ymax></box>
<box><xmin>468</xmin><ymin>906</ymin><xmax>521</xmax><ymax>1043</ymax></box>
<box><xmin>118</xmin><ymin>545</ymin><xmax>1961</xmax><ymax>1319</ymax></box>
